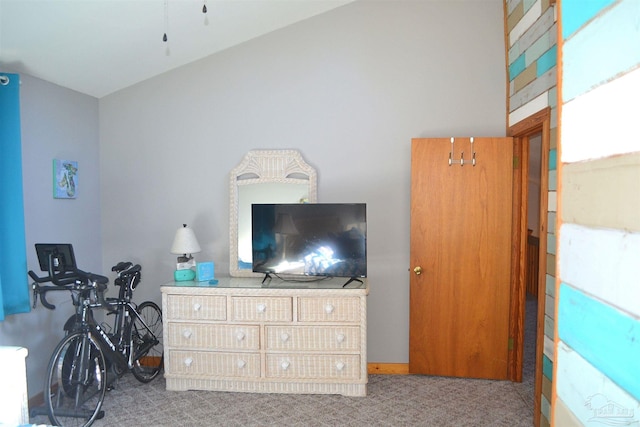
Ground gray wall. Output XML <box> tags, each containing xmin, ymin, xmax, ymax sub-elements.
<box><xmin>99</xmin><ymin>1</ymin><xmax>506</xmax><ymax>364</ymax></box>
<box><xmin>1</xmin><ymin>0</ymin><xmax>506</xmax><ymax>400</ymax></box>
<box><xmin>0</xmin><ymin>74</ymin><xmax>101</xmax><ymax>397</ymax></box>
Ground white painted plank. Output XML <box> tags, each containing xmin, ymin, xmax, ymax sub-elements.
<box><xmin>562</xmin><ymin>67</ymin><xmax>640</xmax><ymax>163</ymax></box>
<box><xmin>556</xmin><ymin>341</ymin><xmax>640</xmax><ymax>426</ymax></box>
<box><xmin>545</xmin><ymin>273</ymin><xmax>555</xmax><ymax>298</ymax></box>
<box><xmin>547</xmin><ymin>232</ymin><xmax>556</xmax><ymax>255</ymax></box>
<box><xmin>509</xmin><ymin>91</ymin><xmax>549</xmax><ymax>126</ymax></box>
<box><xmin>509</xmin><ymin>0</ymin><xmax>542</xmax><ymax>47</ymax></box>
<box><xmin>543</xmin><ymin>334</ymin><xmax>554</xmax><ymax>360</ymax></box>
<box><xmin>559</xmin><ymin>223</ymin><xmax>640</xmax><ymax>318</ymax></box>
<box><xmin>547</xmin><ymin>190</ymin><xmax>557</xmax><ymax>212</ymax></box>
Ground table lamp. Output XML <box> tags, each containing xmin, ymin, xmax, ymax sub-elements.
<box><xmin>170</xmin><ymin>224</ymin><xmax>201</xmax><ymax>281</ymax></box>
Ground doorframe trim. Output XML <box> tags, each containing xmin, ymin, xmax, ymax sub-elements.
<box><xmin>507</xmin><ymin>107</ymin><xmax>551</xmax><ymax>427</ymax></box>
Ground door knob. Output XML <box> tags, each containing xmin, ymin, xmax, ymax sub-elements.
<box><xmin>413</xmin><ymin>266</ymin><xmax>423</xmax><ymax>275</ymax></box>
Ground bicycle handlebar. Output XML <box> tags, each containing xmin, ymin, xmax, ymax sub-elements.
<box><xmin>28</xmin><ymin>269</ymin><xmax>77</xmax><ymax>286</ymax></box>
<box><xmin>29</xmin><ymin>260</ymin><xmax>140</xmax><ymax>311</ymax></box>
<box><xmin>30</xmin><ymin>281</ymin><xmax>66</xmax><ymax>310</ymax></box>
<box><xmin>29</xmin><ymin>268</ymin><xmax>109</xmax><ymax>310</ymax></box>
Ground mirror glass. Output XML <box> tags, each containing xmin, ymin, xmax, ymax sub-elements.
<box><xmin>230</xmin><ymin>150</ymin><xmax>317</xmax><ymax>277</ymax></box>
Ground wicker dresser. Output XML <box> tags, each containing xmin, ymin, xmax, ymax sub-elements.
<box><xmin>161</xmin><ymin>277</ymin><xmax>368</xmax><ymax>396</ymax></box>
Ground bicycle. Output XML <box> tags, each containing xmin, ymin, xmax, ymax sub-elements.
<box><xmin>28</xmin><ymin>243</ymin><xmax>164</xmax><ymax>427</ymax></box>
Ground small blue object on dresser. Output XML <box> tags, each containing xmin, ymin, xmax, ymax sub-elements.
<box><xmin>196</xmin><ymin>261</ymin><xmax>215</xmax><ymax>281</ymax></box>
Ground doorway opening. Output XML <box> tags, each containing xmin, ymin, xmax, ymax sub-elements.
<box><xmin>523</xmin><ymin>131</ymin><xmax>541</xmax><ymax>406</ymax></box>
<box><xmin>507</xmin><ymin>107</ymin><xmax>551</xmax><ymax>427</ymax></box>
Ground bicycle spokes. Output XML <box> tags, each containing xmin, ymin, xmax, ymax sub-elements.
<box><xmin>130</xmin><ymin>301</ymin><xmax>164</xmax><ymax>383</ymax></box>
<box><xmin>46</xmin><ymin>333</ymin><xmax>107</xmax><ymax>427</ymax></box>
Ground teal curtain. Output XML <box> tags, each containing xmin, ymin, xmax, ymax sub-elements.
<box><xmin>0</xmin><ymin>73</ymin><xmax>30</xmax><ymax>320</ymax></box>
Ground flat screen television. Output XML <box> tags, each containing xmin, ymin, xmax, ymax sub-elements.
<box><xmin>252</xmin><ymin>203</ymin><xmax>367</xmax><ymax>279</ymax></box>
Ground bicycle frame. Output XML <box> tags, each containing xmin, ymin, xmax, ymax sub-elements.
<box><xmin>79</xmin><ymin>293</ymin><xmax>159</xmax><ymax>372</ymax></box>
<box><xmin>29</xmin><ymin>250</ymin><xmax>163</xmax><ymax>427</ymax></box>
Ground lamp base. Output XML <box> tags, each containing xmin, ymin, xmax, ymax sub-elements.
<box><xmin>174</xmin><ymin>269</ymin><xmax>196</xmax><ymax>281</ymax></box>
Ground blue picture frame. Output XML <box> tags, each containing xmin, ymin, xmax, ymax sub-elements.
<box><xmin>53</xmin><ymin>159</ymin><xmax>78</xmax><ymax>199</ymax></box>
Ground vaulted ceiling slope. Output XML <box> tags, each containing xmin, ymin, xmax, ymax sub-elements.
<box><xmin>0</xmin><ymin>0</ymin><xmax>353</xmax><ymax>98</ymax></box>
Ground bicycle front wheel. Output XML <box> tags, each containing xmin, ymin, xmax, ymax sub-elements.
<box><xmin>130</xmin><ymin>301</ymin><xmax>164</xmax><ymax>383</ymax></box>
<box><xmin>45</xmin><ymin>332</ymin><xmax>107</xmax><ymax>427</ymax></box>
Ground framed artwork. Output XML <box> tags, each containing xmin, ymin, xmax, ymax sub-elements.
<box><xmin>53</xmin><ymin>159</ymin><xmax>78</xmax><ymax>199</ymax></box>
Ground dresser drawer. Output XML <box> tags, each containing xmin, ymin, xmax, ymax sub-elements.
<box><xmin>166</xmin><ymin>295</ymin><xmax>226</xmax><ymax>321</ymax></box>
<box><xmin>298</xmin><ymin>297</ymin><xmax>361</xmax><ymax>322</ymax></box>
<box><xmin>232</xmin><ymin>297</ymin><xmax>292</xmax><ymax>322</ymax></box>
<box><xmin>167</xmin><ymin>323</ymin><xmax>259</xmax><ymax>350</ymax></box>
<box><xmin>168</xmin><ymin>350</ymin><xmax>260</xmax><ymax>378</ymax></box>
<box><xmin>266</xmin><ymin>354</ymin><xmax>361</xmax><ymax>379</ymax></box>
<box><xmin>265</xmin><ymin>326</ymin><xmax>360</xmax><ymax>352</ymax></box>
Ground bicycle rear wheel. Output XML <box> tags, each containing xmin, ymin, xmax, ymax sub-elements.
<box><xmin>45</xmin><ymin>332</ymin><xmax>107</xmax><ymax>427</ymax></box>
<box><xmin>130</xmin><ymin>301</ymin><xmax>164</xmax><ymax>383</ymax></box>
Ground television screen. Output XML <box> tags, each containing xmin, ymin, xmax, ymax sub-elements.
<box><xmin>252</xmin><ymin>203</ymin><xmax>367</xmax><ymax>278</ymax></box>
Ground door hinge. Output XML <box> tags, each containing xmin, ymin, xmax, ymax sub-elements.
<box><xmin>513</xmin><ymin>156</ymin><xmax>519</xmax><ymax>169</ymax></box>
<box><xmin>508</xmin><ymin>337</ymin><xmax>514</xmax><ymax>350</ymax></box>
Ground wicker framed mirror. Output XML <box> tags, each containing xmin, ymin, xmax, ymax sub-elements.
<box><xmin>229</xmin><ymin>150</ymin><xmax>317</xmax><ymax>277</ymax></box>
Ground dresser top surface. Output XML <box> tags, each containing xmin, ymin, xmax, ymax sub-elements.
<box><xmin>161</xmin><ymin>276</ymin><xmax>368</xmax><ymax>294</ymax></box>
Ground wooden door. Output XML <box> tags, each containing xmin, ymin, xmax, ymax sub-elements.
<box><xmin>409</xmin><ymin>137</ymin><xmax>513</xmax><ymax>380</ymax></box>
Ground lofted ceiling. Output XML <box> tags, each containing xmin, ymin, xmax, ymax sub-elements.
<box><xmin>0</xmin><ymin>0</ymin><xmax>354</xmax><ymax>98</ymax></box>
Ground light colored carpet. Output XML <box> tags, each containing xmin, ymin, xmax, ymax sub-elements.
<box><xmin>30</xmin><ymin>373</ymin><xmax>533</xmax><ymax>427</ymax></box>
<box><xmin>31</xmin><ymin>363</ymin><xmax>534</xmax><ymax>427</ymax></box>
<box><xmin>30</xmin><ymin>300</ymin><xmax>537</xmax><ymax>426</ymax></box>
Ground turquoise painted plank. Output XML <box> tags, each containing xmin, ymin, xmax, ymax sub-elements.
<box><xmin>536</xmin><ymin>45</ymin><xmax>557</xmax><ymax>76</ymax></box>
<box><xmin>562</xmin><ymin>0</ymin><xmax>615</xmax><ymax>39</ymax></box>
<box><xmin>509</xmin><ymin>54</ymin><xmax>526</xmax><ymax>81</ymax></box>
<box><xmin>549</xmin><ymin>149</ymin><xmax>557</xmax><ymax>170</ymax></box>
<box><xmin>526</xmin><ymin>34</ymin><xmax>551</xmax><ymax>67</ymax></box>
<box><xmin>543</xmin><ymin>354</ymin><xmax>553</xmax><ymax>380</ymax></box>
<box><xmin>563</xmin><ymin>0</ymin><xmax>640</xmax><ymax>102</ymax></box>
<box><xmin>558</xmin><ymin>283</ymin><xmax>640</xmax><ymax>400</ymax></box>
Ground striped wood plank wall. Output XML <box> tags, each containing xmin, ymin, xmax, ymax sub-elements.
<box><xmin>505</xmin><ymin>0</ymin><xmax>557</xmax><ymax>424</ymax></box>
<box><xmin>555</xmin><ymin>0</ymin><xmax>640</xmax><ymax>425</ymax></box>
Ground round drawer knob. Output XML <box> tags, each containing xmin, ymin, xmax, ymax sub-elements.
<box><xmin>257</xmin><ymin>303</ymin><xmax>267</xmax><ymax>313</ymax></box>
<box><xmin>237</xmin><ymin>359</ymin><xmax>246</xmax><ymax>369</ymax></box>
<box><xmin>281</xmin><ymin>333</ymin><xmax>290</xmax><ymax>342</ymax></box>
<box><xmin>193</xmin><ymin>303</ymin><xmax>201</xmax><ymax>312</ymax></box>
<box><xmin>336</xmin><ymin>362</ymin><xmax>345</xmax><ymax>371</ymax></box>
<box><xmin>281</xmin><ymin>361</ymin><xmax>290</xmax><ymax>370</ymax></box>
<box><xmin>183</xmin><ymin>329</ymin><xmax>192</xmax><ymax>339</ymax></box>
<box><xmin>236</xmin><ymin>331</ymin><xmax>246</xmax><ymax>341</ymax></box>
<box><xmin>324</xmin><ymin>304</ymin><xmax>335</xmax><ymax>314</ymax></box>
<box><xmin>336</xmin><ymin>333</ymin><xmax>345</xmax><ymax>343</ymax></box>
<box><xmin>184</xmin><ymin>357</ymin><xmax>193</xmax><ymax>367</ymax></box>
